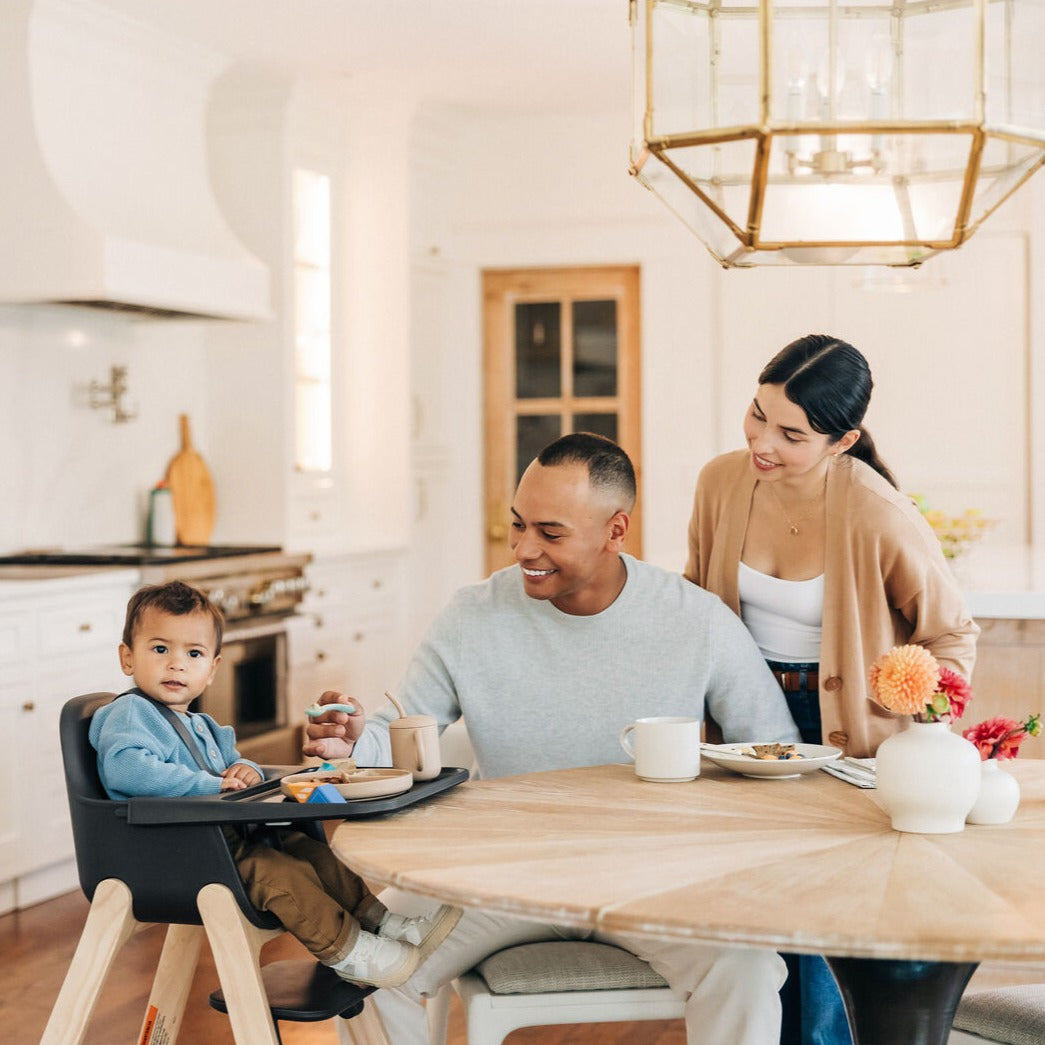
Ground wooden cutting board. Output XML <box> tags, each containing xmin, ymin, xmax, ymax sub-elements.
<box><xmin>165</xmin><ymin>413</ymin><xmax>215</xmax><ymax>546</ymax></box>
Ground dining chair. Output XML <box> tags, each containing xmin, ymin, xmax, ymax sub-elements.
<box><xmin>948</xmin><ymin>983</ymin><xmax>1045</xmax><ymax>1044</ymax></box>
<box><xmin>425</xmin><ymin>940</ymin><xmax>685</xmax><ymax>1045</ymax></box>
<box><xmin>41</xmin><ymin>692</ymin><xmax>390</xmax><ymax>1045</ymax></box>
<box><xmin>425</xmin><ymin>721</ymin><xmax>685</xmax><ymax>1045</ymax></box>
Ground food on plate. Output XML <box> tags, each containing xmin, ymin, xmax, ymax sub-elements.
<box><xmin>282</xmin><ymin>771</ymin><xmax>350</xmax><ymax>802</ymax></box>
<box><xmin>742</xmin><ymin>743</ymin><xmax>805</xmax><ymax>761</ymax></box>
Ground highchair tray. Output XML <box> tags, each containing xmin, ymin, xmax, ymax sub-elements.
<box><xmin>124</xmin><ymin>766</ymin><xmax>469</xmax><ymax>826</ymax></box>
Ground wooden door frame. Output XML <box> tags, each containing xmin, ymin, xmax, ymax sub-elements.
<box><xmin>482</xmin><ymin>265</ymin><xmax>642</xmax><ymax>575</ymax></box>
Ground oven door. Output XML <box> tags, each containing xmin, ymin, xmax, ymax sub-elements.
<box><xmin>196</xmin><ymin>617</ymin><xmax>288</xmax><ymax>740</ymax></box>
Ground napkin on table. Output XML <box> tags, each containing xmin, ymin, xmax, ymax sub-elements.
<box><xmin>821</xmin><ymin>757</ymin><xmax>876</xmax><ymax>788</ymax></box>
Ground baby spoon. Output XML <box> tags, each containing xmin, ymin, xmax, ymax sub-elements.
<box><xmin>305</xmin><ymin>700</ymin><xmax>357</xmax><ymax>717</ymax></box>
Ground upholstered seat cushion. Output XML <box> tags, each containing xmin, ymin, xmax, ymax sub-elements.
<box><xmin>952</xmin><ymin>985</ymin><xmax>1045</xmax><ymax>1045</ymax></box>
<box><xmin>475</xmin><ymin>941</ymin><xmax>669</xmax><ymax>995</ymax></box>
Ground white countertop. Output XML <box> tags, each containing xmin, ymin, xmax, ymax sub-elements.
<box><xmin>0</xmin><ymin>564</ymin><xmax>140</xmax><ymax>598</ymax></box>
<box><xmin>959</xmin><ymin>545</ymin><xmax>1045</xmax><ymax>619</ymax></box>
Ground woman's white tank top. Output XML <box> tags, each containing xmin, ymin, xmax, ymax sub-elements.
<box><xmin>738</xmin><ymin>561</ymin><xmax>824</xmax><ymax>662</ymax></box>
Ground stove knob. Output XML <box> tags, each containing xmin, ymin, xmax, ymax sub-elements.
<box><xmin>250</xmin><ymin>582</ymin><xmax>274</xmax><ymax>606</ymax></box>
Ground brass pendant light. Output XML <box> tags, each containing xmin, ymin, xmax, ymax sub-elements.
<box><xmin>629</xmin><ymin>0</ymin><xmax>1045</xmax><ymax>267</ymax></box>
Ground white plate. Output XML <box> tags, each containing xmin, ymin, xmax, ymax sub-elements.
<box><xmin>700</xmin><ymin>743</ymin><xmax>842</xmax><ymax>779</ymax></box>
<box><xmin>280</xmin><ymin>768</ymin><xmax>414</xmax><ymax>801</ymax></box>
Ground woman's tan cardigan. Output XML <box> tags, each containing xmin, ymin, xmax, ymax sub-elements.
<box><xmin>684</xmin><ymin>450</ymin><xmax>979</xmax><ymax>757</ymax></box>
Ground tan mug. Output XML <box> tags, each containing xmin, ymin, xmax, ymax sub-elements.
<box><xmin>619</xmin><ymin>716</ymin><xmax>702</xmax><ymax>782</ymax></box>
<box><xmin>390</xmin><ymin>715</ymin><xmax>441</xmax><ymax>781</ymax></box>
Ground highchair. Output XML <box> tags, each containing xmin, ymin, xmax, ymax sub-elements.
<box><xmin>41</xmin><ymin>691</ymin><xmax>390</xmax><ymax>1045</ymax></box>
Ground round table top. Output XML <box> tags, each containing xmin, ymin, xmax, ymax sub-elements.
<box><xmin>332</xmin><ymin>759</ymin><xmax>1045</xmax><ymax>963</ymax></box>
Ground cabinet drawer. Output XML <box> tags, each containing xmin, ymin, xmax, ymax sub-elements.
<box><xmin>37</xmin><ymin>600</ymin><xmax>124</xmax><ymax>658</ymax></box>
<box><xmin>0</xmin><ymin>610</ymin><xmax>34</xmax><ymax>670</ymax></box>
<box><xmin>289</xmin><ymin>608</ymin><xmax>353</xmax><ymax>665</ymax></box>
<box><xmin>303</xmin><ymin>555</ymin><xmax>401</xmax><ymax>615</ymax></box>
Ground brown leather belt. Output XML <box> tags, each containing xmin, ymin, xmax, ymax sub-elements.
<box><xmin>771</xmin><ymin>669</ymin><xmax>819</xmax><ymax>692</ymax></box>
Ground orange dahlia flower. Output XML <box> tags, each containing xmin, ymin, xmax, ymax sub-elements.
<box><xmin>869</xmin><ymin>644</ymin><xmax>940</xmax><ymax>716</ymax></box>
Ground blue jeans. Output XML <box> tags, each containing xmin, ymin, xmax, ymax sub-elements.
<box><xmin>779</xmin><ymin>953</ymin><xmax>853</xmax><ymax>1045</ymax></box>
<box><xmin>765</xmin><ymin>659</ymin><xmax>822</xmax><ymax>745</ymax></box>
<box><xmin>768</xmin><ymin>660</ymin><xmax>853</xmax><ymax>1045</ymax></box>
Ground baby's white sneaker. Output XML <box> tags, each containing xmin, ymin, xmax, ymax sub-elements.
<box><xmin>379</xmin><ymin>904</ymin><xmax>463</xmax><ymax>962</ymax></box>
<box><xmin>328</xmin><ymin>930</ymin><xmax>419</xmax><ymax>988</ymax></box>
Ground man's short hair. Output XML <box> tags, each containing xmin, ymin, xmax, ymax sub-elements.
<box><xmin>536</xmin><ymin>432</ymin><xmax>637</xmax><ymax>511</ymax></box>
<box><xmin>122</xmin><ymin>580</ymin><xmax>225</xmax><ymax>653</ymax></box>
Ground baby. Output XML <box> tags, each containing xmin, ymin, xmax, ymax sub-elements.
<box><xmin>90</xmin><ymin>579</ymin><xmax>460</xmax><ymax>988</ymax></box>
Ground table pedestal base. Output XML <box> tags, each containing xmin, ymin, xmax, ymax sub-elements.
<box><xmin>826</xmin><ymin>957</ymin><xmax>978</xmax><ymax>1045</ymax></box>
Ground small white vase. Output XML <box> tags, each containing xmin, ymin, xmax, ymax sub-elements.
<box><xmin>966</xmin><ymin>759</ymin><xmax>1021</xmax><ymax>825</ymax></box>
<box><xmin>875</xmin><ymin>721</ymin><xmax>982</xmax><ymax>833</ymax></box>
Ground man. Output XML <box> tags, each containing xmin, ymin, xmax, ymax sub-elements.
<box><xmin>306</xmin><ymin>433</ymin><xmax>800</xmax><ymax>1045</ymax></box>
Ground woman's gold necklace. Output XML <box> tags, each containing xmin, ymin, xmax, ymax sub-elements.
<box><xmin>765</xmin><ymin>478</ymin><xmax>826</xmax><ymax>537</ymax></box>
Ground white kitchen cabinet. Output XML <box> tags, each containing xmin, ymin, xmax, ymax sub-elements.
<box><xmin>0</xmin><ymin>571</ymin><xmax>134</xmax><ymax>913</ymax></box>
<box><xmin>287</xmin><ymin>553</ymin><xmax>408</xmax><ymax>723</ymax></box>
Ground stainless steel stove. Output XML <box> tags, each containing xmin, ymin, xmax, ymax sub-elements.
<box><xmin>0</xmin><ymin>544</ymin><xmax>310</xmax><ymax>621</ymax></box>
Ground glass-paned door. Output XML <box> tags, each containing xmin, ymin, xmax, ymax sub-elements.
<box><xmin>483</xmin><ymin>266</ymin><xmax>641</xmax><ymax>575</ymax></box>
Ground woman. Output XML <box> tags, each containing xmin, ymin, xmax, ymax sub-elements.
<box><xmin>684</xmin><ymin>333</ymin><xmax>979</xmax><ymax>1045</ymax></box>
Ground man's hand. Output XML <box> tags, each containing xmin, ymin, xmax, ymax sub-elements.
<box><xmin>221</xmin><ymin>763</ymin><xmax>263</xmax><ymax>791</ymax></box>
<box><xmin>302</xmin><ymin>690</ymin><xmax>367</xmax><ymax>761</ymax></box>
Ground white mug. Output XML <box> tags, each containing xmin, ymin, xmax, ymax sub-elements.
<box><xmin>390</xmin><ymin>715</ymin><xmax>441</xmax><ymax>781</ymax></box>
<box><xmin>619</xmin><ymin>716</ymin><xmax>702</xmax><ymax>782</ymax></box>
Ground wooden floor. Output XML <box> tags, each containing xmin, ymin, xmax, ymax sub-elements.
<box><xmin>9</xmin><ymin>888</ymin><xmax>1043</xmax><ymax>1044</ymax></box>
<box><xmin>7</xmin><ymin>889</ymin><xmax>686</xmax><ymax>1044</ymax></box>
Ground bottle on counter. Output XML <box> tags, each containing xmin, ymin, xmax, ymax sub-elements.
<box><xmin>147</xmin><ymin>482</ymin><xmax>176</xmax><ymax>546</ymax></box>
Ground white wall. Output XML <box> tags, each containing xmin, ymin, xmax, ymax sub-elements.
<box><xmin>0</xmin><ymin>304</ymin><xmax>214</xmax><ymax>550</ymax></box>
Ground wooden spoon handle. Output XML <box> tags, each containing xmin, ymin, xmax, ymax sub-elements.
<box><xmin>179</xmin><ymin>413</ymin><xmax>192</xmax><ymax>450</ymax></box>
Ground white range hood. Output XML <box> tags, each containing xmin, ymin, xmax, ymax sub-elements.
<box><xmin>0</xmin><ymin>0</ymin><xmax>272</xmax><ymax>321</ymax></box>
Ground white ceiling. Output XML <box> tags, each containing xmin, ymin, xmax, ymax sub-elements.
<box><xmin>96</xmin><ymin>0</ymin><xmax>631</xmax><ymax>113</ymax></box>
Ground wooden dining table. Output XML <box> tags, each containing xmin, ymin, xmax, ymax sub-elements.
<box><xmin>331</xmin><ymin>758</ymin><xmax>1045</xmax><ymax>1045</ymax></box>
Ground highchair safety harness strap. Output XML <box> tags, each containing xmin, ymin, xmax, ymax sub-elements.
<box><xmin>119</xmin><ymin>688</ymin><xmax>285</xmax><ymax>848</ymax></box>
<box><xmin>122</xmin><ymin>687</ymin><xmax>222</xmax><ymax>776</ymax></box>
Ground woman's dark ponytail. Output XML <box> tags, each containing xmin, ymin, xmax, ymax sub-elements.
<box><xmin>759</xmin><ymin>334</ymin><xmax>898</xmax><ymax>489</ymax></box>
<box><xmin>848</xmin><ymin>426</ymin><xmax>898</xmax><ymax>489</ymax></box>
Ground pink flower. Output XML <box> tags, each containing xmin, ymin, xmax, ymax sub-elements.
<box><xmin>936</xmin><ymin>667</ymin><xmax>972</xmax><ymax>721</ymax></box>
<box><xmin>963</xmin><ymin>717</ymin><xmax>1027</xmax><ymax>760</ymax></box>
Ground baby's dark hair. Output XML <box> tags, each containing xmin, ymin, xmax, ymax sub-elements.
<box><xmin>122</xmin><ymin>580</ymin><xmax>224</xmax><ymax>653</ymax></box>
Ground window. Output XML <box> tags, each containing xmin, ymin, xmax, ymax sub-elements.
<box><xmin>292</xmin><ymin>169</ymin><xmax>332</xmax><ymax>473</ymax></box>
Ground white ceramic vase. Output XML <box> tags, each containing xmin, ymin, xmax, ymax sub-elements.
<box><xmin>966</xmin><ymin>759</ymin><xmax>1021</xmax><ymax>825</ymax></box>
<box><xmin>875</xmin><ymin>721</ymin><xmax>981</xmax><ymax>833</ymax></box>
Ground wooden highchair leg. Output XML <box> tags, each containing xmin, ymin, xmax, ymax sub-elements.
<box><xmin>40</xmin><ymin>878</ymin><xmax>139</xmax><ymax>1045</ymax></box>
<box><xmin>135</xmin><ymin>923</ymin><xmax>205</xmax><ymax>1045</ymax></box>
<box><xmin>197</xmin><ymin>882</ymin><xmax>283</xmax><ymax>1045</ymax></box>
<box><xmin>337</xmin><ymin>997</ymin><xmax>394</xmax><ymax>1045</ymax></box>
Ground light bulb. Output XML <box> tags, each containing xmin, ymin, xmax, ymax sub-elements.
<box><xmin>865</xmin><ymin>33</ymin><xmax>893</xmax><ymax>94</ymax></box>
